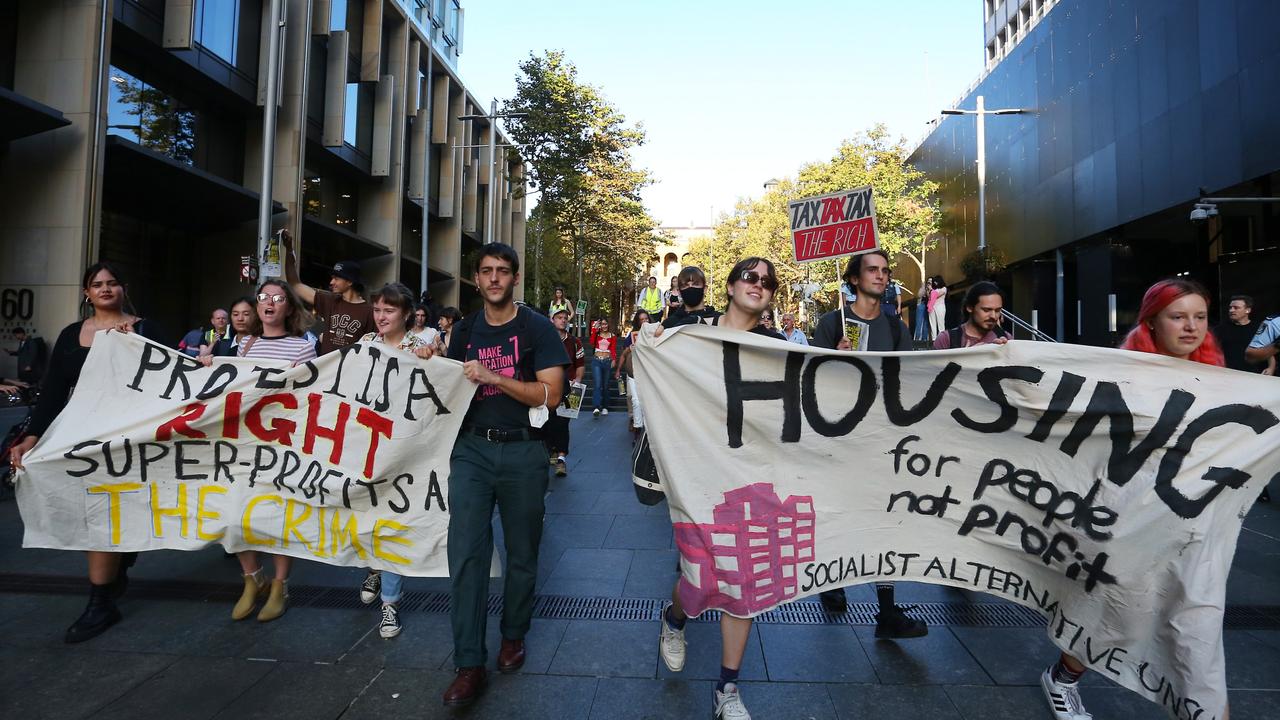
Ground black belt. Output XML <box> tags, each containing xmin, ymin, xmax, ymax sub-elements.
<box><xmin>462</xmin><ymin>424</ymin><xmax>543</xmax><ymax>443</ymax></box>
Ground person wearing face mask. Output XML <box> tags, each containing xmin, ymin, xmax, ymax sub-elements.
<box><xmin>662</xmin><ymin>266</ymin><xmax>717</xmax><ymax>329</ymax></box>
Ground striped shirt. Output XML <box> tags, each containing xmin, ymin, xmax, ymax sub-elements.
<box><xmin>238</xmin><ymin>335</ymin><xmax>317</xmax><ymax>363</ymax></box>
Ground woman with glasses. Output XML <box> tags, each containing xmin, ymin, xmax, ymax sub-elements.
<box><xmin>656</xmin><ymin>257</ymin><xmax>784</xmax><ymax>720</ymax></box>
<box><xmin>229</xmin><ymin>280</ymin><xmax>317</xmax><ymax>623</ymax></box>
<box><xmin>8</xmin><ymin>262</ymin><xmax>165</xmax><ymax>643</ymax></box>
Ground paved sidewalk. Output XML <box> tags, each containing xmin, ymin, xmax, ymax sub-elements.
<box><xmin>2</xmin><ymin>413</ymin><xmax>1280</xmax><ymax>719</ymax></box>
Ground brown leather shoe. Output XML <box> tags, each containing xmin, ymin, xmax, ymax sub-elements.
<box><xmin>442</xmin><ymin>666</ymin><xmax>487</xmax><ymax>706</ymax></box>
<box><xmin>497</xmin><ymin>637</ymin><xmax>526</xmax><ymax>673</ymax></box>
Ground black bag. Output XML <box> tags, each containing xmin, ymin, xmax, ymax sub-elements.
<box><xmin>631</xmin><ymin>431</ymin><xmax>665</xmax><ymax>506</ymax></box>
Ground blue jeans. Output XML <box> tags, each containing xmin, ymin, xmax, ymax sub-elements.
<box><xmin>914</xmin><ymin>303</ymin><xmax>929</xmax><ymax>341</ymax></box>
<box><xmin>381</xmin><ymin>571</ymin><xmax>403</xmax><ymax>603</ymax></box>
<box><xmin>591</xmin><ymin>357</ymin><xmax>612</xmax><ymax>409</ymax></box>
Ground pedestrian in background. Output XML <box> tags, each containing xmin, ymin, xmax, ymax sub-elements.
<box><xmin>203</xmin><ymin>297</ymin><xmax>255</xmax><ymax>358</ymax></box>
<box><xmin>780</xmin><ymin>312</ymin><xmax>808</xmax><ymax>345</ymax></box>
<box><xmin>438</xmin><ymin>306</ymin><xmax>462</xmax><ymax>354</ymax></box>
<box><xmin>547</xmin><ymin>306</ymin><xmax>585</xmax><ymax>476</ymax></box>
<box><xmin>637</xmin><ymin>276</ymin><xmax>664</xmax><ymax>316</ymax></box>
<box><xmin>1214</xmin><ymin>295</ymin><xmax>1274</xmax><ymax>375</ymax></box>
<box><xmin>933</xmin><ymin>281</ymin><xmax>1009</xmax><ymax>349</ymax></box>
<box><xmin>6</xmin><ymin>327</ymin><xmax>46</xmax><ymax>385</ymax></box>
<box><xmin>615</xmin><ymin>310</ymin><xmax>650</xmax><ymax>443</ymax></box>
<box><xmin>914</xmin><ymin>278</ymin><xmax>931</xmax><ymax>341</ymax></box>
<box><xmin>927</xmin><ymin>275</ymin><xmax>947</xmax><ymax>340</ymax></box>
<box><xmin>589</xmin><ymin>319</ymin><xmax>617</xmax><ymax>416</ymax></box>
<box><xmin>548</xmin><ymin>286</ymin><xmax>574</xmax><ymax>326</ymax></box>
<box><xmin>409</xmin><ymin>304</ymin><xmax>444</xmax><ymax>351</ymax></box>
<box><xmin>282</xmin><ymin>229</ymin><xmax>372</xmax><ymax>354</ymax></box>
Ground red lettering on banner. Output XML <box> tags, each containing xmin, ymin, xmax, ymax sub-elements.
<box><xmin>245</xmin><ymin>393</ymin><xmax>298</xmax><ymax>446</ymax></box>
<box><xmin>222</xmin><ymin>391</ymin><xmax>242</xmax><ymax>439</ymax></box>
<box><xmin>155</xmin><ymin>403</ymin><xmax>208</xmax><ymax>441</ymax></box>
<box><xmin>355</xmin><ymin>407</ymin><xmax>393</xmax><ymax>479</ymax></box>
<box><xmin>304</xmin><ymin>392</ymin><xmax>351</xmax><ymax>465</ymax></box>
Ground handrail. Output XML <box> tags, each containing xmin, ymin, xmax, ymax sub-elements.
<box><xmin>1003</xmin><ymin>309</ymin><xmax>1056</xmax><ymax>342</ymax></box>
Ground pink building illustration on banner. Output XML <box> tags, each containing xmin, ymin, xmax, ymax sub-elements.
<box><xmin>673</xmin><ymin>482</ymin><xmax>816</xmax><ymax>617</ymax></box>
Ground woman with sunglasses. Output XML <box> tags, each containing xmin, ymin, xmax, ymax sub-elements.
<box><xmin>8</xmin><ymin>262</ymin><xmax>165</xmax><ymax>643</ymax></box>
<box><xmin>229</xmin><ymin>280</ymin><xmax>317</xmax><ymax>623</ymax></box>
<box><xmin>657</xmin><ymin>257</ymin><xmax>784</xmax><ymax>720</ymax></box>
<box><xmin>353</xmin><ymin>283</ymin><xmax>436</xmax><ymax>639</ymax></box>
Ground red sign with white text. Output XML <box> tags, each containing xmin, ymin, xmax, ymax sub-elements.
<box><xmin>788</xmin><ymin>186</ymin><xmax>880</xmax><ymax>263</ymax></box>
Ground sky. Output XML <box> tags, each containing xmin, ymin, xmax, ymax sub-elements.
<box><xmin>456</xmin><ymin>0</ymin><xmax>984</xmax><ymax>228</ymax></box>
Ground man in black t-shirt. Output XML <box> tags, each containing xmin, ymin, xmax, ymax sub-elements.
<box><xmin>662</xmin><ymin>265</ymin><xmax>719</xmax><ymax>329</ymax></box>
<box><xmin>1215</xmin><ymin>295</ymin><xmax>1275</xmax><ymax>375</ymax></box>
<box><xmin>812</xmin><ymin>250</ymin><xmax>925</xmax><ymax>641</ymax></box>
<box><xmin>430</xmin><ymin>244</ymin><xmax>568</xmax><ymax>706</ymax></box>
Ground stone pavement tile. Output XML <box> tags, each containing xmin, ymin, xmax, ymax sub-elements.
<box><xmin>438</xmin><ymin>617</ymin><xmax>571</xmax><ymax>674</ymax></box>
<box><xmin>545</xmin><ymin>490</ymin><xmax>601</xmax><ymax>515</ymax></box>
<box><xmin>603</xmin><ymin>515</ymin><xmax>674</xmax><ymax>550</ymax></box>
<box><xmin>757</xmin><ymin>625</ymin><xmax>877</xmax><ymax>683</ymax></box>
<box><xmin>237</xmin><ymin>607</ymin><xmax>379</xmax><ymax>662</ymax></box>
<box><xmin>0</xmin><ymin>592</ymin><xmax>111</xmax><ymax>649</ymax></box>
<box><xmin>655</xmin><ymin>620</ymin><xmax>768</xmax><ymax>681</ymax></box>
<box><xmin>853</xmin><ymin>626</ymin><xmax>993</xmax><ymax>685</ymax></box>
<box><xmin>548</xmin><ymin>620</ymin><xmax>659</xmax><ymax>678</ymax></box>
<box><xmin>644</xmin><ymin>498</ymin><xmax>672</xmax><ymax>517</ymax></box>
<box><xmin>540</xmin><ymin>514</ymin><xmax>615</xmax><ymax>552</ymax></box>
<box><xmin>0</xmin><ymin>592</ymin><xmax>43</xmax><ymax>624</ymax></box>
<box><xmin>93</xmin><ymin>655</ymin><xmax>276</xmax><ymax>720</ymax></box>
<box><xmin>1225</xmin><ymin>566</ymin><xmax>1280</xmax><ymax>605</ymax></box>
<box><xmin>1246</xmin><ymin>628</ymin><xmax>1280</xmax><ymax>652</ymax></box>
<box><xmin>734</xmin><ymin>680</ymin><xmax>839</xmax><ymax>720</ymax></box>
<box><xmin>209</xmin><ymin>660</ymin><xmax>382</xmax><ymax>720</ymax></box>
<box><xmin>337</xmin><ymin>667</ymin><xmax>456</xmax><ymax>720</ymax></box>
<box><xmin>622</xmin><ymin>549</ymin><xmax>679</xmax><ymax>598</ymax></box>
<box><xmin>591</xmin><ymin>490</ymin><xmax>653</xmax><ymax>516</ymax></box>
<box><xmin>541</xmin><ymin>547</ymin><xmax>632</xmax><ymax>597</ymax></box>
<box><xmin>949</xmin><ymin>626</ymin><xmax>1061</xmax><ymax>686</ymax></box>
<box><xmin>0</xmin><ymin>647</ymin><xmax>176</xmax><ymax>719</ymax></box>
<box><xmin>1225</xmin><ymin>629</ymin><xmax>1280</xmax><ymax>688</ymax></box>
<box><xmin>126</xmin><ymin>547</ymin><xmax>235</xmax><ymax>582</ymax></box>
<box><xmin>340</xmin><ymin>609</ymin><xmax>455</xmax><ymax>669</ymax></box>
<box><xmin>461</xmin><ymin>673</ymin><xmax>597</xmax><ymax>720</ymax></box>
<box><xmin>78</xmin><ymin>598</ymin><xmax>265</xmax><ymax>657</ymax></box>
<box><xmin>0</xmin><ymin>547</ymin><xmax>87</xmax><ymax>576</ymax></box>
<box><xmin>550</xmin><ymin>471</ymin><xmax>619</xmax><ymax>493</ymax></box>
<box><xmin>589</xmin><ymin>677</ymin><xmax>715</xmax><ymax>719</ymax></box>
<box><xmin>1229</xmin><ymin>689</ymin><xmax>1280</xmax><ymax>718</ymax></box>
<box><xmin>827</xmin><ymin>684</ymin><xmax>963</xmax><ymax>720</ymax></box>
<box><xmin>1078</xmin><ymin>686</ymin><xmax>1170</xmax><ymax>720</ymax></box>
<box><xmin>943</xmin><ymin>684</ymin><xmax>1047</xmax><ymax>720</ymax></box>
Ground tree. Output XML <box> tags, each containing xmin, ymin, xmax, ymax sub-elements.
<box><xmin>501</xmin><ymin>51</ymin><xmax>658</xmax><ymax>321</ymax></box>
<box><xmin>114</xmin><ymin>74</ymin><xmax>196</xmax><ymax>164</ymax></box>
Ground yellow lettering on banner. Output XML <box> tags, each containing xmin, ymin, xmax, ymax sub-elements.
<box><xmin>242</xmin><ymin>494</ymin><xmax>283</xmax><ymax>547</ymax></box>
<box><xmin>196</xmin><ymin>485</ymin><xmax>227</xmax><ymax>541</ymax></box>
<box><xmin>372</xmin><ymin>519</ymin><xmax>413</xmax><ymax>566</ymax></box>
<box><xmin>150</xmin><ymin>483</ymin><xmax>189</xmax><ymax>539</ymax></box>
<box><xmin>281</xmin><ymin>499</ymin><xmax>314</xmax><ymax>552</ymax></box>
<box><xmin>314</xmin><ymin>507</ymin><xmax>327</xmax><ymax>558</ymax></box>
<box><xmin>87</xmin><ymin>482</ymin><xmax>144</xmax><ymax>546</ymax></box>
<box><xmin>329</xmin><ymin>510</ymin><xmax>369</xmax><ymax>561</ymax></box>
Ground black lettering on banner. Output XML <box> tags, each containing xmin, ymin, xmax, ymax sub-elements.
<box><xmin>800</xmin><ymin>355</ymin><xmax>876</xmax><ymax>438</ymax></box>
<box><xmin>253</xmin><ymin>365</ymin><xmax>288</xmax><ymax>390</ymax></box>
<box><xmin>248</xmin><ymin>445</ymin><xmax>279</xmax><ymax>487</ymax></box>
<box><xmin>103</xmin><ymin>440</ymin><xmax>133</xmax><ymax>477</ymax></box>
<box><xmin>722</xmin><ymin>343</ymin><xmax>803</xmax><ymax>448</ymax></box>
<box><xmin>356</xmin><ymin>346</ymin><xmax>383</xmax><ymax>405</ymax></box>
<box><xmin>373</xmin><ymin>356</ymin><xmax>399</xmax><ymax>413</ymax></box>
<box><xmin>162</xmin><ymin>354</ymin><xmax>203</xmax><ymax>401</ymax></box>
<box><xmin>270</xmin><ymin>450</ymin><xmax>303</xmax><ymax>493</ymax></box>
<box><xmin>1059</xmin><ymin>384</ymin><xmax>1194</xmax><ymax>487</ymax></box>
<box><xmin>195</xmin><ymin>364</ymin><xmax>237</xmax><ymax>400</ymax></box>
<box><xmin>291</xmin><ymin>361</ymin><xmax>319</xmax><ymax>389</ymax></box>
<box><xmin>325</xmin><ymin>345</ymin><xmax>359</xmax><ymax>398</ymax></box>
<box><xmin>1025</xmin><ymin>371</ymin><xmax>1086</xmax><ymax>442</ymax></box>
<box><xmin>424</xmin><ymin>470</ymin><xmax>446</xmax><ymax>511</ymax></box>
<box><xmin>64</xmin><ymin>440</ymin><xmax>104</xmax><ymax>477</ymax></box>
<box><xmin>389</xmin><ymin>473</ymin><xmax>412</xmax><ymax>513</ymax></box>
<box><xmin>319</xmin><ymin>469</ymin><xmax>342</xmax><ymax>506</ymax></box>
<box><xmin>355</xmin><ymin>477</ymin><xmax>387</xmax><ymax>507</ymax></box>
<box><xmin>405</xmin><ymin>367</ymin><xmax>449</xmax><ymax>420</ymax></box>
<box><xmin>297</xmin><ymin>461</ymin><xmax>324</xmax><ymax>499</ymax></box>
<box><xmin>212</xmin><ymin>441</ymin><xmax>238</xmax><ymax>482</ymax></box>
<box><xmin>951</xmin><ymin>366</ymin><xmax>1043</xmax><ymax>433</ymax></box>
<box><xmin>173</xmin><ymin>440</ymin><xmax>211</xmax><ymax>481</ymax></box>
<box><xmin>127</xmin><ymin>344</ymin><xmax>171</xmax><ymax>393</ymax></box>
<box><xmin>1154</xmin><ymin>404</ymin><xmax>1279</xmax><ymax>518</ymax></box>
<box><xmin>881</xmin><ymin>357</ymin><xmax>960</xmax><ymax>426</ymax></box>
<box><xmin>137</xmin><ymin>441</ymin><xmax>171</xmax><ymax>483</ymax></box>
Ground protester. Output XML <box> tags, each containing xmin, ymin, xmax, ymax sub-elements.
<box><xmin>927</xmin><ymin>275</ymin><xmax>947</xmax><ymax>340</ymax></box>
<box><xmin>933</xmin><ymin>281</ymin><xmax>1010</xmax><ymax>349</ymax></box>
<box><xmin>8</xmin><ymin>262</ymin><xmax>165</xmax><ymax>643</ymax></box>
<box><xmin>1039</xmin><ymin>278</ymin><xmax>1227</xmax><ymax>720</ymax></box>
<box><xmin>546</xmin><ymin>306</ymin><xmax>585</xmax><ymax>476</ymax></box>
<box><xmin>663</xmin><ymin>276</ymin><xmax>680</xmax><ymax>306</ymax></box>
<box><xmin>760</xmin><ymin>312</ymin><xmax>774</xmax><ymax>330</ymax></box>
<box><xmin>881</xmin><ymin>267</ymin><xmax>903</xmax><ymax>316</ymax></box>
<box><xmin>663</xmin><ymin>266</ymin><xmax>719</xmax><ymax>328</ymax></box>
<box><xmin>6</xmin><ymin>327</ymin><xmax>47</xmax><ymax>385</ymax></box>
<box><xmin>588</xmin><ymin>319</ymin><xmax>617</xmax><ymax>417</ymax></box>
<box><xmin>656</xmin><ymin>256</ymin><xmax>785</xmax><ymax>720</ymax></box>
<box><xmin>438</xmin><ymin>306</ymin><xmax>462</xmax><ymax>354</ymax></box>
<box><xmin>812</xmin><ymin>250</ymin><xmax>926</xmax><ymax>639</ymax></box>
<box><xmin>409</xmin><ymin>304</ymin><xmax>444</xmax><ymax>351</ymax></box>
<box><xmin>615</xmin><ymin>310</ymin><xmax>650</xmax><ymax>442</ymax></box>
<box><xmin>548</xmin><ymin>286</ymin><xmax>574</xmax><ymax>326</ymax></box>
<box><xmin>780</xmin><ymin>312</ymin><xmax>807</xmax><ymax>344</ymax></box>
<box><xmin>178</xmin><ymin>308</ymin><xmax>226</xmax><ymax>358</ymax></box>
<box><xmin>1214</xmin><ymin>295</ymin><xmax>1274</xmax><ymax>375</ymax></box>
<box><xmin>637</xmin><ymin>276</ymin><xmax>664</xmax><ymax>316</ymax></box>
<box><xmin>664</xmin><ymin>290</ymin><xmax>683</xmax><ymax>323</ymax></box>
<box><xmin>914</xmin><ymin>278</ymin><xmax>931</xmax><ymax>341</ymax></box>
<box><xmin>417</xmin><ymin>243</ymin><xmax>567</xmax><ymax>706</ymax></box>
<box><xmin>353</xmin><ymin>283</ymin><xmax>436</xmax><ymax>639</ymax></box>
<box><xmin>202</xmin><ymin>297</ymin><xmax>255</xmax><ymax>358</ymax></box>
<box><xmin>281</xmin><ymin>229</ymin><xmax>373</xmax><ymax>354</ymax></box>
<box><xmin>229</xmin><ymin>280</ymin><xmax>317</xmax><ymax>623</ymax></box>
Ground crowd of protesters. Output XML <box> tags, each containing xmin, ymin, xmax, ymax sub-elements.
<box><xmin>5</xmin><ymin>240</ymin><xmax>1279</xmax><ymax>720</ymax></box>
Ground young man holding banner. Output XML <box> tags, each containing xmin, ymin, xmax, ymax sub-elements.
<box><xmin>811</xmin><ymin>250</ymin><xmax>927</xmax><ymax>639</ymax></box>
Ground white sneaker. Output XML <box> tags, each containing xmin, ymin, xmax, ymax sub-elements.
<box><xmin>359</xmin><ymin>570</ymin><xmax>381</xmax><ymax>605</ymax></box>
<box><xmin>601</xmin><ymin>408</ymin><xmax>609</xmax><ymax>416</ymax></box>
<box><xmin>593</xmin><ymin>408</ymin><xmax>601</xmax><ymax>416</ymax></box>
<box><xmin>658</xmin><ymin>601</ymin><xmax>687</xmax><ymax>672</ymax></box>
<box><xmin>379</xmin><ymin>601</ymin><xmax>402</xmax><ymax>639</ymax></box>
<box><xmin>1040</xmin><ymin>666</ymin><xmax>1092</xmax><ymax>719</ymax></box>
<box><xmin>713</xmin><ymin>683</ymin><xmax>751</xmax><ymax>720</ymax></box>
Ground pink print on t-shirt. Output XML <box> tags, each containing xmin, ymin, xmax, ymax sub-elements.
<box><xmin>473</xmin><ymin>335</ymin><xmax>520</xmax><ymax>398</ymax></box>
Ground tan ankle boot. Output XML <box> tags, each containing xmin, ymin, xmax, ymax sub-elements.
<box><xmin>232</xmin><ymin>570</ymin><xmax>267</xmax><ymax>620</ymax></box>
<box><xmin>257</xmin><ymin>579</ymin><xmax>289</xmax><ymax>622</ymax></box>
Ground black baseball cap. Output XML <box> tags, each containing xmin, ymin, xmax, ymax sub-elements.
<box><xmin>331</xmin><ymin>260</ymin><xmax>363</xmax><ymax>286</ymax></box>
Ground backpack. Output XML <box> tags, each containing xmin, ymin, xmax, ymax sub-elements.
<box><xmin>946</xmin><ymin>324</ymin><xmax>1007</xmax><ymax>349</ymax></box>
<box><xmin>631</xmin><ymin>430</ymin><xmax>665</xmax><ymax>506</ymax></box>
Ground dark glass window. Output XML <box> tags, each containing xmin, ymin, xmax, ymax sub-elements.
<box><xmin>343</xmin><ymin>82</ymin><xmax>374</xmax><ymax>154</ymax></box>
<box><xmin>108</xmin><ymin>67</ymin><xmax>198</xmax><ymax>165</ymax></box>
<box><xmin>303</xmin><ymin>168</ymin><xmax>359</xmax><ymax>230</ymax></box>
<box><xmin>194</xmin><ymin>0</ymin><xmax>239</xmax><ymax>65</ymax></box>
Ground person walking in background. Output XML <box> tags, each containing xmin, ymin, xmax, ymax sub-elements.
<box><xmin>780</xmin><ymin>312</ymin><xmax>807</xmax><ymax>345</ymax></box>
<box><xmin>548</xmin><ymin>286</ymin><xmax>574</xmax><ymax>326</ymax></box>
<box><xmin>1214</xmin><ymin>295</ymin><xmax>1274</xmax><ymax>375</ymax></box>
<box><xmin>615</xmin><ymin>310</ymin><xmax>650</xmax><ymax>442</ymax></box>
<box><xmin>933</xmin><ymin>281</ymin><xmax>1009</xmax><ymax>349</ymax></box>
<box><xmin>547</xmin><ymin>306</ymin><xmax>585</xmax><ymax>476</ymax></box>
<box><xmin>438</xmin><ymin>307</ymin><xmax>462</xmax><ymax>354</ymax></box>
<box><xmin>637</xmin><ymin>276</ymin><xmax>664</xmax><ymax>316</ymax></box>
<box><xmin>6</xmin><ymin>327</ymin><xmax>47</xmax><ymax>385</ymax></box>
<box><xmin>914</xmin><ymin>278</ymin><xmax>931</xmax><ymax>341</ymax></box>
<box><xmin>589</xmin><ymin>319</ymin><xmax>617</xmax><ymax>416</ymax></box>
<box><xmin>881</xmin><ymin>267</ymin><xmax>903</xmax><ymax>317</ymax></box>
<box><xmin>927</xmin><ymin>275</ymin><xmax>947</xmax><ymax>340</ymax></box>
<box><xmin>281</xmin><ymin>229</ymin><xmax>373</xmax><ymax>354</ymax></box>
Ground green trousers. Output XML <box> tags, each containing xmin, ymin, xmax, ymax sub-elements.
<box><xmin>448</xmin><ymin>433</ymin><xmax>550</xmax><ymax>667</ymax></box>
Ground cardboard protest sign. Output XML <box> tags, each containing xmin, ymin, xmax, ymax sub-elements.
<box><xmin>788</xmin><ymin>186</ymin><xmax>880</xmax><ymax>263</ymax></box>
<box><xmin>634</xmin><ymin>324</ymin><xmax>1280</xmax><ymax>720</ymax></box>
<box><xmin>16</xmin><ymin>331</ymin><xmax>476</xmax><ymax>576</ymax></box>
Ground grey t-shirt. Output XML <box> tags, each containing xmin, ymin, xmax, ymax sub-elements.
<box><xmin>812</xmin><ymin>303</ymin><xmax>912</xmax><ymax>352</ymax></box>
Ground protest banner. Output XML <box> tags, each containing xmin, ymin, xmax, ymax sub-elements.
<box><xmin>16</xmin><ymin>331</ymin><xmax>476</xmax><ymax>576</ymax></box>
<box><xmin>634</xmin><ymin>324</ymin><xmax>1280</xmax><ymax>720</ymax></box>
<box><xmin>788</xmin><ymin>185</ymin><xmax>880</xmax><ymax>263</ymax></box>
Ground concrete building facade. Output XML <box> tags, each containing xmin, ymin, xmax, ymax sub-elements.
<box><xmin>0</xmin><ymin>0</ymin><xmax>525</xmax><ymax>367</ymax></box>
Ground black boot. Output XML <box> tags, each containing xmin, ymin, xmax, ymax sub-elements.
<box><xmin>108</xmin><ymin>552</ymin><xmax>137</xmax><ymax>600</ymax></box>
<box><xmin>65</xmin><ymin>583</ymin><xmax>122</xmax><ymax>644</ymax></box>
<box><xmin>819</xmin><ymin>588</ymin><xmax>848</xmax><ymax>613</ymax></box>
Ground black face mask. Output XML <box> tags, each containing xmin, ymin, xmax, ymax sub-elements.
<box><xmin>681</xmin><ymin>286</ymin><xmax>705</xmax><ymax>307</ymax></box>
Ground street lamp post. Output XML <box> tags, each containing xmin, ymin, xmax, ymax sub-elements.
<box><xmin>940</xmin><ymin>95</ymin><xmax>1031</xmax><ymax>251</ymax></box>
<box><xmin>256</xmin><ymin>0</ymin><xmax>286</xmax><ymax>267</ymax></box>
<box><xmin>458</xmin><ymin>104</ymin><xmax>527</xmax><ymax>244</ymax></box>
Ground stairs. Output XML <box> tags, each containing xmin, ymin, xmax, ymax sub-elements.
<box><xmin>580</xmin><ymin>373</ymin><xmax>629</xmax><ymax>412</ymax></box>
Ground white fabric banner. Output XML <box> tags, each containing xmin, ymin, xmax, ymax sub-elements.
<box><xmin>634</xmin><ymin>323</ymin><xmax>1280</xmax><ymax>720</ymax></box>
<box><xmin>17</xmin><ymin>331</ymin><xmax>476</xmax><ymax>576</ymax></box>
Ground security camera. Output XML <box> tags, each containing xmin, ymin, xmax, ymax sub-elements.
<box><xmin>1190</xmin><ymin>203</ymin><xmax>1218</xmax><ymax>223</ymax></box>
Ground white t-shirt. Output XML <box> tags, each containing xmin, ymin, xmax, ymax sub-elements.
<box><xmin>409</xmin><ymin>327</ymin><xmax>441</xmax><ymax>347</ymax></box>
<box><xmin>238</xmin><ymin>335</ymin><xmax>317</xmax><ymax>363</ymax></box>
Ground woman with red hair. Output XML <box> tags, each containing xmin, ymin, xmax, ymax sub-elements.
<box><xmin>1041</xmin><ymin>278</ymin><xmax>1227</xmax><ymax>720</ymax></box>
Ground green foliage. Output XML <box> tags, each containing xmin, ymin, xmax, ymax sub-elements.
<box><xmin>114</xmin><ymin>75</ymin><xmax>196</xmax><ymax>164</ymax></box>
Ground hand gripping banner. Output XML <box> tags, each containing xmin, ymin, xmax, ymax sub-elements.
<box><xmin>633</xmin><ymin>324</ymin><xmax>1280</xmax><ymax>720</ymax></box>
<box><xmin>17</xmin><ymin>331</ymin><xmax>476</xmax><ymax>576</ymax></box>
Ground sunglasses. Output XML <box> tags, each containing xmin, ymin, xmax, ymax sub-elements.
<box><xmin>739</xmin><ymin>270</ymin><xmax>777</xmax><ymax>291</ymax></box>
<box><xmin>257</xmin><ymin>293</ymin><xmax>287</xmax><ymax>304</ymax></box>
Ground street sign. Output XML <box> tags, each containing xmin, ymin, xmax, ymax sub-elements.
<box><xmin>788</xmin><ymin>185</ymin><xmax>880</xmax><ymax>263</ymax></box>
